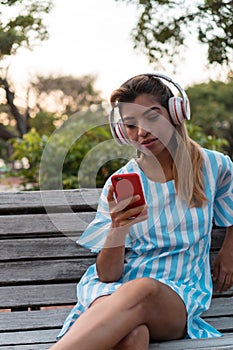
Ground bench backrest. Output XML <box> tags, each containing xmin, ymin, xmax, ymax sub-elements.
<box><xmin>0</xmin><ymin>189</ymin><xmax>229</xmax><ymax>312</ymax></box>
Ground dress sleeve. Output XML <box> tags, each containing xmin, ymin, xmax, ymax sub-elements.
<box><xmin>213</xmin><ymin>154</ymin><xmax>233</xmax><ymax>227</ymax></box>
<box><xmin>77</xmin><ymin>179</ymin><xmax>133</xmax><ymax>253</ymax></box>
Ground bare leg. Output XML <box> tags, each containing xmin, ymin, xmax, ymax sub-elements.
<box><xmin>92</xmin><ymin>297</ymin><xmax>150</xmax><ymax>350</ymax></box>
<box><xmin>113</xmin><ymin>324</ymin><xmax>150</xmax><ymax>350</ymax></box>
<box><xmin>50</xmin><ymin>277</ymin><xmax>187</xmax><ymax>350</ymax></box>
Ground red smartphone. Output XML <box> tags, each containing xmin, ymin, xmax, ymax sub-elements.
<box><xmin>111</xmin><ymin>173</ymin><xmax>146</xmax><ymax>213</ymax></box>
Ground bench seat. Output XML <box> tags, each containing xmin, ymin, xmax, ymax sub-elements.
<box><xmin>0</xmin><ymin>189</ymin><xmax>232</xmax><ymax>349</ymax></box>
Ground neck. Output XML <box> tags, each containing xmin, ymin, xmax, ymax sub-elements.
<box><xmin>138</xmin><ymin>149</ymin><xmax>174</xmax><ymax>183</ymax></box>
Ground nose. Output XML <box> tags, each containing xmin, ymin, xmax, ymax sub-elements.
<box><xmin>137</xmin><ymin>125</ymin><xmax>149</xmax><ymax>137</ymax></box>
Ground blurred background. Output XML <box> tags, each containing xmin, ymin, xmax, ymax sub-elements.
<box><xmin>0</xmin><ymin>0</ymin><xmax>232</xmax><ymax>191</ymax></box>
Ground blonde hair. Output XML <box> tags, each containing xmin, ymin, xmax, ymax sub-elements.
<box><xmin>173</xmin><ymin>123</ymin><xmax>207</xmax><ymax>207</ymax></box>
<box><xmin>110</xmin><ymin>74</ymin><xmax>207</xmax><ymax>207</ymax></box>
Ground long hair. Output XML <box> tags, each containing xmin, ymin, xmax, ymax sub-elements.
<box><xmin>110</xmin><ymin>74</ymin><xmax>207</xmax><ymax>207</ymax></box>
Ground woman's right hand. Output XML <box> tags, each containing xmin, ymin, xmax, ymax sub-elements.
<box><xmin>107</xmin><ymin>185</ymin><xmax>148</xmax><ymax>229</ymax></box>
<box><xmin>96</xmin><ymin>185</ymin><xmax>148</xmax><ymax>282</ymax></box>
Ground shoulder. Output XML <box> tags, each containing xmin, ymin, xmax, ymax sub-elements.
<box><xmin>202</xmin><ymin>148</ymin><xmax>232</xmax><ymax>167</ymax></box>
<box><xmin>201</xmin><ymin>148</ymin><xmax>233</xmax><ymax>179</ymax></box>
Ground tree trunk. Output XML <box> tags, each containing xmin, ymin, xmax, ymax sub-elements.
<box><xmin>0</xmin><ymin>78</ymin><xmax>30</xmax><ymax>137</ymax></box>
<box><xmin>0</xmin><ymin>124</ymin><xmax>16</xmax><ymax>141</ymax></box>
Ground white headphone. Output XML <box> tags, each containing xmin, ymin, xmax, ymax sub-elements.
<box><xmin>109</xmin><ymin>73</ymin><xmax>191</xmax><ymax>146</ymax></box>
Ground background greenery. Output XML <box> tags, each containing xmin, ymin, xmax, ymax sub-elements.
<box><xmin>0</xmin><ymin>0</ymin><xmax>232</xmax><ymax>190</ymax></box>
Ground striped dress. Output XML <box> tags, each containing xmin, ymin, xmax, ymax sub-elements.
<box><xmin>57</xmin><ymin>148</ymin><xmax>233</xmax><ymax>340</ymax></box>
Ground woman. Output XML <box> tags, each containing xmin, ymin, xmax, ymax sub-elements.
<box><xmin>51</xmin><ymin>74</ymin><xmax>233</xmax><ymax>350</ymax></box>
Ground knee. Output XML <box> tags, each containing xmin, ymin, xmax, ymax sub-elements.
<box><xmin>122</xmin><ymin>324</ymin><xmax>149</xmax><ymax>348</ymax></box>
<box><xmin>130</xmin><ymin>277</ymin><xmax>160</xmax><ymax>300</ymax></box>
<box><xmin>122</xmin><ymin>277</ymin><xmax>160</xmax><ymax>316</ymax></box>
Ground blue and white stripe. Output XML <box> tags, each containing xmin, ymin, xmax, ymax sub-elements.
<box><xmin>57</xmin><ymin>148</ymin><xmax>233</xmax><ymax>340</ymax></box>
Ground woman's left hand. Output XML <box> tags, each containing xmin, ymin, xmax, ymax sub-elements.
<box><xmin>213</xmin><ymin>226</ymin><xmax>233</xmax><ymax>292</ymax></box>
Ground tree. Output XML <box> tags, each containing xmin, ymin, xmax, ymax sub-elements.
<box><xmin>115</xmin><ymin>0</ymin><xmax>233</xmax><ymax>69</ymax></box>
<box><xmin>186</xmin><ymin>78</ymin><xmax>233</xmax><ymax>157</ymax></box>
<box><xmin>31</xmin><ymin>75</ymin><xmax>103</xmax><ymax>117</ymax></box>
<box><xmin>0</xmin><ymin>0</ymin><xmax>53</xmax><ymax>59</ymax></box>
<box><xmin>0</xmin><ymin>0</ymin><xmax>53</xmax><ymax>142</ymax></box>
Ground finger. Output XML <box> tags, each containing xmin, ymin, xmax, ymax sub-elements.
<box><xmin>122</xmin><ymin>204</ymin><xmax>148</xmax><ymax>223</ymax></box>
<box><xmin>215</xmin><ymin>270</ymin><xmax>227</xmax><ymax>292</ymax></box>
<box><xmin>111</xmin><ymin>195</ymin><xmax>141</xmax><ymax>214</ymax></box>
<box><xmin>118</xmin><ymin>212</ymin><xmax>149</xmax><ymax>228</ymax></box>
<box><xmin>107</xmin><ymin>185</ymin><xmax>115</xmax><ymax>201</ymax></box>
<box><xmin>212</xmin><ymin>260</ymin><xmax>220</xmax><ymax>283</ymax></box>
<box><xmin>108</xmin><ymin>185</ymin><xmax>117</xmax><ymax>211</ymax></box>
<box><xmin>222</xmin><ymin>273</ymin><xmax>233</xmax><ymax>292</ymax></box>
<box><xmin>113</xmin><ymin>204</ymin><xmax>148</xmax><ymax>227</ymax></box>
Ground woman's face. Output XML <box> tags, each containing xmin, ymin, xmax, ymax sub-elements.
<box><xmin>120</xmin><ymin>94</ymin><xmax>175</xmax><ymax>157</ymax></box>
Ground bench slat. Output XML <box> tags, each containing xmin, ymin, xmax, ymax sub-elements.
<box><xmin>0</xmin><ymin>308</ymin><xmax>70</xmax><ymax>331</ymax></box>
<box><xmin>0</xmin><ymin>283</ymin><xmax>76</xmax><ymax>308</ymax></box>
<box><xmin>151</xmin><ymin>333</ymin><xmax>233</xmax><ymax>349</ymax></box>
<box><xmin>1</xmin><ymin>329</ymin><xmax>233</xmax><ymax>349</ymax></box>
<box><xmin>1</xmin><ymin>237</ymin><xmax>95</xmax><ymax>261</ymax></box>
<box><xmin>0</xmin><ymin>258</ymin><xmax>96</xmax><ymax>285</ymax></box>
<box><xmin>0</xmin><ymin>328</ymin><xmax>58</xmax><ymax>346</ymax></box>
<box><xmin>0</xmin><ymin>212</ymin><xmax>95</xmax><ymax>236</ymax></box>
<box><xmin>0</xmin><ymin>189</ymin><xmax>101</xmax><ymax>213</ymax></box>
<box><xmin>204</xmin><ymin>317</ymin><xmax>233</xmax><ymax>332</ymax></box>
<box><xmin>0</xmin><ymin>344</ymin><xmax>54</xmax><ymax>350</ymax></box>
<box><xmin>203</xmin><ymin>297</ymin><xmax>233</xmax><ymax>317</ymax></box>
<box><xmin>1</xmin><ymin>299</ymin><xmax>232</xmax><ymax>332</ymax></box>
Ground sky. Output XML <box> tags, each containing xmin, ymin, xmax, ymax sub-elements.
<box><xmin>3</xmin><ymin>0</ymin><xmax>218</xmax><ymax>100</ymax></box>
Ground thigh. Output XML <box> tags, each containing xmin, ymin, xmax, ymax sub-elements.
<box><xmin>90</xmin><ymin>295</ymin><xmax>111</xmax><ymax>307</ymax></box>
<box><xmin>144</xmin><ymin>279</ymin><xmax>187</xmax><ymax>341</ymax></box>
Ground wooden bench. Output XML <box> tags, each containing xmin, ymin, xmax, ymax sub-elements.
<box><xmin>0</xmin><ymin>189</ymin><xmax>232</xmax><ymax>349</ymax></box>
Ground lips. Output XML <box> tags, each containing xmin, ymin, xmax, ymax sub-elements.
<box><xmin>141</xmin><ymin>138</ymin><xmax>158</xmax><ymax>146</ymax></box>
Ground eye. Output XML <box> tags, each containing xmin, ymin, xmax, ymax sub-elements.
<box><xmin>147</xmin><ymin>113</ymin><xmax>160</xmax><ymax>121</ymax></box>
<box><xmin>125</xmin><ymin>123</ymin><xmax>137</xmax><ymax>129</ymax></box>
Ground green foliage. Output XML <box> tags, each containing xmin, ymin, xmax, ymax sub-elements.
<box><xmin>186</xmin><ymin>124</ymin><xmax>228</xmax><ymax>151</ymax></box>
<box><xmin>6</xmin><ymin>79</ymin><xmax>233</xmax><ymax>190</ymax></box>
<box><xmin>0</xmin><ymin>0</ymin><xmax>53</xmax><ymax>59</ymax></box>
<box><xmin>29</xmin><ymin>111</ymin><xmax>57</xmax><ymax>136</ymax></box>
<box><xmin>115</xmin><ymin>0</ymin><xmax>233</xmax><ymax>68</ymax></box>
<box><xmin>8</xmin><ymin>107</ymin><xmax>133</xmax><ymax>190</ymax></box>
<box><xmin>9</xmin><ymin>128</ymin><xmax>48</xmax><ymax>189</ymax></box>
<box><xmin>187</xmin><ymin>79</ymin><xmax>233</xmax><ymax>157</ymax></box>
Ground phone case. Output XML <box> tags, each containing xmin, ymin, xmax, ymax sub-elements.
<box><xmin>111</xmin><ymin>173</ymin><xmax>146</xmax><ymax>210</ymax></box>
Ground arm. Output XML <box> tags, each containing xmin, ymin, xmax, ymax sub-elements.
<box><xmin>96</xmin><ymin>185</ymin><xmax>148</xmax><ymax>282</ymax></box>
<box><xmin>213</xmin><ymin>225</ymin><xmax>233</xmax><ymax>292</ymax></box>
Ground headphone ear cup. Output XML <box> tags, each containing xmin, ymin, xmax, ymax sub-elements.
<box><xmin>114</xmin><ymin>123</ymin><xmax>130</xmax><ymax>145</ymax></box>
<box><xmin>109</xmin><ymin>108</ymin><xmax>130</xmax><ymax>145</ymax></box>
<box><xmin>110</xmin><ymin>122</ymin><xmax>130</xmax><ymax>145</ymax></box>
<box><xmin>168</xmin><ymin>97</ymin><xmax>186</xmax><ymax>125</ymax></box>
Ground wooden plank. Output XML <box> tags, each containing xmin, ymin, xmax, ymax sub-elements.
<box><xmin>0</xmin><ymin>328</ymin><xmax>58</xmax><ymax>346</ymax></box>
<box><xmin>0</xmin><ymin>236</ymin><xmax>222</xmax><ymax>262</ymax></box>
<box><xmin>211</xmin><ymin>228</ymin><xmax>226</xmax><ymax>249</ymax></box>
<box><xmin>0</xmin><ymin>328</ymin><xmax>233</xmax><ymax>349</ymax></box>
<box><xmin>0</xmin><ymin>258</ymin><xmax>96</xmax><ymax>285</ymax></box>
<box><xmin>0</xmin><ymin>283</ymin><xmax>77</xmax><ymax>308</ymax></box>
<box><xmin>204</xmin><ymin>317</ymin><xmax>233</xmax><ymax>332</ymax></box>
<box><xmin>0</xmin><ymin>212</ymin><xmax>95</xmax><ymax>236</ymax></box>
<box><xmin>0</xmin><ymin>308</ymin><xmax>71</xmax><ymax>331</ymax></box>
<box><xmin>151</xmin><ymin>334</ymin><xmax>233</xmax><ymax>349</ymax></box>
<box><xmin>0</xmin><ymin>344</ymin><xmax>55</xmax><ymax>350</ymax></box>
<box><xmin>0</xmin><ymin>237</ymin><xmax>96</xmax><ymax>261</ymax></box>
<box><xmin>0</xmin><ymin>189</ymin><xmax>101</xmax><ymax>213</ymax></box>
<box><xmin>0</xmin><ymin>305</ymin><xmax>232</xmax><ymax>333</ymax></box>
<box><xmin>203</xmin><ymin>297</ymin><xmax>233</xmax><ymax>317</ymax></box>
